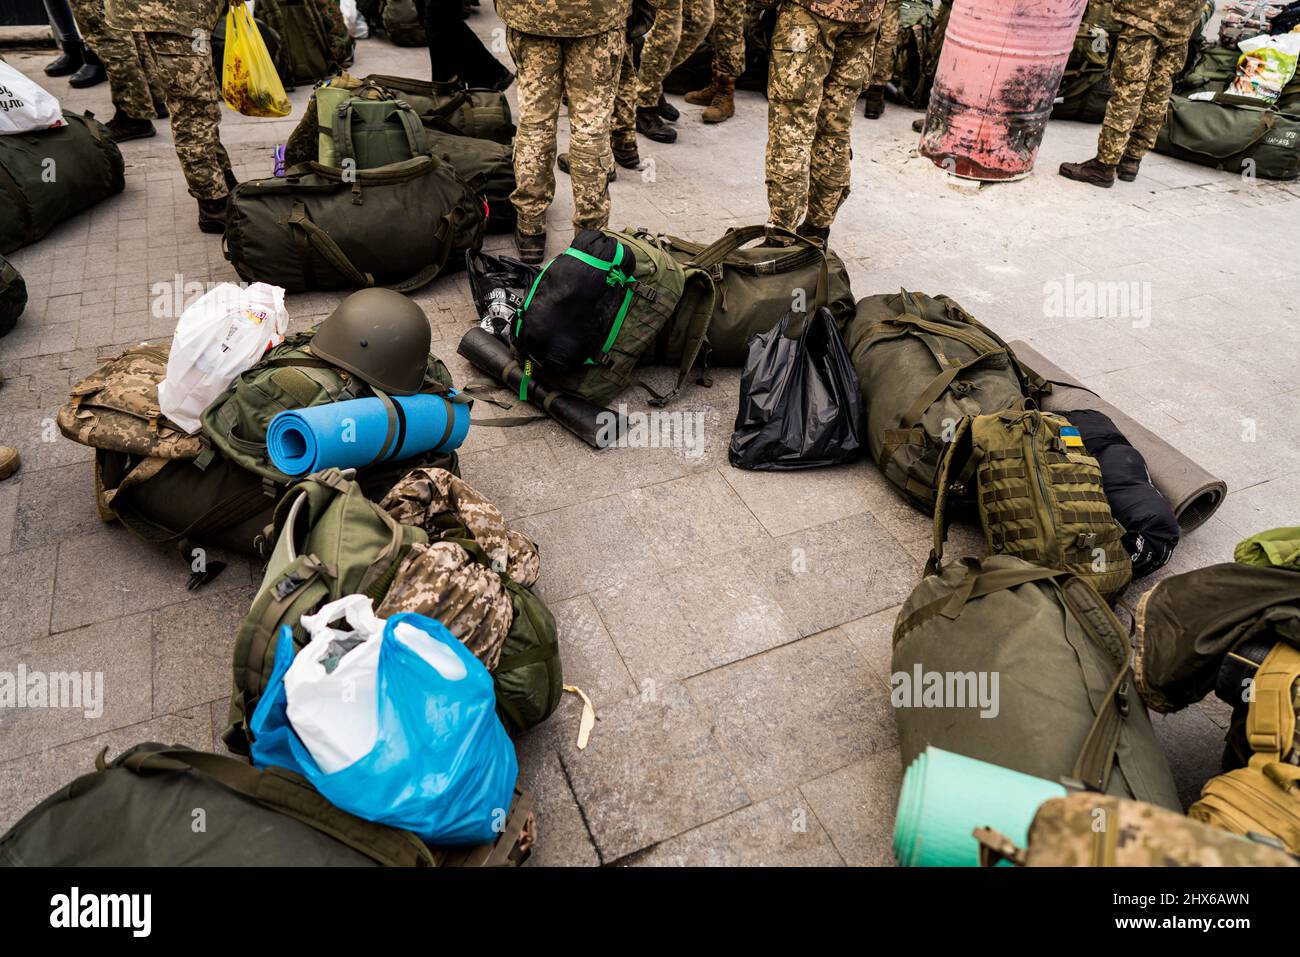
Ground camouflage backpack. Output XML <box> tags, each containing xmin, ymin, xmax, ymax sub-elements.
<box><xmin>975</xmin><ymin>793</ymin><xmax>1298</xmax><ymax>867</ymax></box>
<box><xmin>844</xmin><ymin>289</ymin><xmax>1045</xmax><ymax>512</ymax></box>
<box><xmin>931</xmin><ymin>408</ymin><xmax>1134</xmax><ymax>600</ymax></box>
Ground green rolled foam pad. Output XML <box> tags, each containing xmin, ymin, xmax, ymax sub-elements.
<box><xmin>893</xmin><ymin>747</ymin><xmax>1067</xmax><ymax>867</ymax></box>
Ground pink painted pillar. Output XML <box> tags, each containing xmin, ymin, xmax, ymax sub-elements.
<box><xmin>920</xmin><ymin>0</ymin><xmax>1088</xmax><ymax>181</ymax></box>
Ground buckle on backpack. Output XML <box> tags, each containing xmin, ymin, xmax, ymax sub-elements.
<box><xmin>755</xmin><ymin>259</ymin><xmax>777</xmax><ymax>275</ymax></box>
<box><xmin>273</xmin><ymin>569</ymin><xmax>312</xmax><ymax>601</ymax></box>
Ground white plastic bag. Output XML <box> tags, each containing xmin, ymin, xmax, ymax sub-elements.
<box><xmin>157</xmin><ymin>282</ymin><xmax>288</xmax><ymax>433</ymax></box>
<box><xmin>1232</xmin><ymin>32</ymin><xmax>1300</xmax><ymax>102</ymax></box>
<box><xmin>0</xmin><ymin>60</ymin><xmax>66</xmax><ymax>134</ymax></box>
<box><xmin>283</xmin><ymin>595</ymin><xmax>472</xmax><ymax>774</ymax></box>
<box><xmin>339</xmin><ymin>0</ymin><xmax>369</xmax><ymax>39</ymax></box>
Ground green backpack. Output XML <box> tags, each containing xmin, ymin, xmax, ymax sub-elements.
<box><xmin>932</xmin><ymin>409</ymin><xmax>1133</xmax><ymax>600</ymax></box>
<box><xmin>1175</xmin><ymin>44</ymin><xmax>1239</xmax><ymax>97</ymax></box>
<box><xmin>1051</xmin><ymin>0</ymin><xmax>1117</xmax><ymax>122</ymax></box>
<box><xmin>382</xmin><ymin>0</ymin><xmax>427</xmax><ymax>46</ymax></box>
<box><xmin>893</xmin><ymin>555</ymin><xmax>1181</xmax><ymax>809</ymax></box>
<box><xmin>656</xmin><ymin>224</ymin><xmax>855</xmax><ymax>366</ymax></box>
<box><xmin>0</xmin><ymin>254</ymin><xmax>26</xmax><ymax>338</ymax></box>
<box><xmin>315</xmin><ymin>82</ymin><xmax>428</xmax><ymax>169</ymax></box>
<box><xmin>516</xmin><ymin>228</ymin><xmax>717</xmax><ymax>408</ymax></box>
<box><xmin>844</xmin><ymin>289</ymin><xmax>1045</xmax><ymax>512</ymax></box>
<box><xmin>0</xmin><ymin>743</ymin><xmax>533</xmax><ymax>866</ymax></box>
<box><xmin>1155</xmin><ymin>94</ymin><xmax>1300</xmax><ymax>181</ymax></box>
<box><xmin>255</xmin><ymin>0</ymin><xmax>350</xmax><ymax>84</ymax></box>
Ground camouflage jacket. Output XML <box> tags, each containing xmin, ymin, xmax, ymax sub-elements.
<box><xmin>496</xmin><ymin>0</ymin><xmax>629</xmax><ymax>38</ymax></box>
<box><xmin>376</xmin><ymin>468</ymin><xmax>540</xmax><ymax>671</ymax></box>
<box><xmin>105</xmin><ymin>0</ymin><xmax>226</xmax><ymax>36</ymax></box>
<box><xmin>791</xmin><ymin>0</ymin><xmax>887</xmax><ymax>25</ymax></box>
<box><xmin>1112</xmin><ymin>0</ymin><xmax>1206</xmax><ymax>42</ymax></box>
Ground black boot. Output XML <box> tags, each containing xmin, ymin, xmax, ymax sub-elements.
<box><xmin>224</xmin><ymin>168</ymin><xmax>239</xmax><ymax>192</ymax></box>
<box><xmin>796</xmin><ymin>220</ymin><xmax>830</xmax><ymax>246</ymax></box>
<box><xmin>637</xmin><ymin>106</ymin><xmax>677</xmax><ymax>143</ymax></box>
<box><xmin>862</xmin><ymin>84</ymin><xmax>886</xmax><ymax>119</ymax></box>
<box><xmin>45</xmin><ymin>41</ymin><xmax>85</xmax><ymax>78</ymax></box>
<box><xmin>153</xmin><ymin>99</ymin><xmax>169</xmax><ymax>120</ymax></box>
<box><xmin>1058</xmin><ymin>157</ymin><xmax>1117</xmax><ymax>188</ymax></box>
<box><xmin>1117</xmin><ymin>154</ymin><xmax>1141</xmax><ymax>182</ymax></box>
<box><xmin>515</xmin><ymin>229</ymin><xmax>546</xmax><ymax>265</ymax></box>
<box><xmin>197</xmin><ymin>196</ymin><xmax>230</xmax><ymax>235</ymax></box>
<box><xmin>106</xmin><ymin>110</ymin><xmax>156</xmax><ymax>142</ymax></box>
<box><xmin>613</xmin><ymin>143</ymin><xmax>641</xmax><ymax>170</ymax></box>
<box><xmin>69</xmin><ymin>49</ymin><xmax>107</xmax><ymax>88</ymax></box>
<box><xmin>657</xmin><ymin>95</ymin><xmax>679</xmax><ymax>122</ymax></box>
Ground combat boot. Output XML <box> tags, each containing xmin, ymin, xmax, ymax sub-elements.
<box><xmin>154</xmin><ymin>99</ymin><xmax>169</xmax><ymax>119</ymax></box>
<box><xmin>1117</xmin><ymin>154</ymin><xmax>1142</xmax><ymax>182</ymax></box>
<box><xmin>0</xmin><ymin>446</ymin><xmax>20</xmax><ymax>482</ymax></box>
<box><xmin>613</xmin><ymin>142</ymin><xmax>642</xmax><ymax>170</ymax></box>
<box><xmin>197</xmin><ymin>196</ymin><xmax>230</xmax><ymax>235</ymax></box>
<box><xmin>515</xmin><ymin>229</ymin><xmax>547</xmax><ymax>265</ymax></box>
<box><xmin>44</xmin><ymin>41</ymin><xmax>84</xmax><ymax>77</ymax></box>
<box><xmin>703</xmin><ymin>75</ymin><xmax>736</xmax><ymax>124</ymax></box>
<box><xmin>637</xmin><ymin>106</ymin><xmax>677</xmax><ymax>143</ymax></box>
<box><xmin>796</xmin><ymin>220</ymin><xmax>830</xmax><ymax>246</ymax></box>
<box><xmin>69</xmin><ymin>49</ymin><xmax>107</xmax><ymax>88</ymax></box>
<box><xmin>557</xmin><ymin>152</ymin><xmax>616</xmax><ymax>183</ymax></box>
<box><xmin>657</xmin><ymin>95</ymin><xmax>680</xmax><ymax>122</ymax></box>
<box><xmin>862</xmin><ymin>84</ymin><xmax>886</xmax><ymax>119</ymax></box>
<box><xmin>684</xmin><ymin>74</ymin><xmax>719</xmax><ymax>106</ymax></box>
<box><xmin>1058</xmin><ymin>157</ymin><xmax>1117</xmax><ymax>188</ymax></box>
<box><xmin>106</xmin><ymin>110</ymin><xmax>156</xmax><ymax>143</ymax></box>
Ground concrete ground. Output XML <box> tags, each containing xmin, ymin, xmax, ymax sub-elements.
<box><xmin>1</xmin><ymin>9</ymin><xmax>1297</xmax><ymax>866</ymax></box>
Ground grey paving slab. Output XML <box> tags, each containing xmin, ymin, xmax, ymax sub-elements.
<box><xmin>152</xmin><ymin>585</ymin><xmax>257</xmax><ymax>716</ymax></box>
<box><xmin>12</xmin><ymin>459</ymin><xmax>104</xmax><ymax>550</ymax></box>
<box><xmin>684</xmin><ymin>630</ymin><xmax>898</xmax><ymax>801</ymax></box>
<box><xmin>1150</xmin><ymin>707</ymin><xmax>1230</xmax><ymax>811</ymax></box>
<box><xmin>543</xmin><ymin>595</ymin><xmax>638</xmax><ymax>709</ymax></box>
<box><xmin>835</xmin><ymin>605</ymin><xmax>903</xmax><ymax>688</ymax></box>
<box><xmin>720</xmin><ymin>458</ymin><xmax>895</xmax><ymax>538</ymax></box>
<box><xmin>621</xmin><ymin>469</ymin><xmax>770</xmax><ymax>570</ymax></box>
<box><xmin>0</xmin><ymin>545</ymin><xmax>58</xmax><ymax>648</ymax></box>
<box><xmin>800</xmin><ymin>750</ymin><xmax>904</xmax><ymax>867</ymax></box>
<box><xmin>517</xmin><ymin>732</ymin><xmax>601</xmax><ymax>868</ymax></box>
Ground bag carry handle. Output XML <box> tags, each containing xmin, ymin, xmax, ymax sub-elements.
<box><xmin>105</xmin><ymin>746</ymin><xmax>439</xmax><ymax>867</ymax></box>
<box><xmin>687</xmin><ymin>224</ymin><xmax>830</xmax><ymax>312</ymax></box>
<box><xmin>1171</xmin><ymin>99</ymin><xmax>1277</xmax><ymax>160</ymax></box>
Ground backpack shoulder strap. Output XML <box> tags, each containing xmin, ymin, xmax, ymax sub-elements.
<box><xmin>1246</xmin><ymin>641</ymin><xmax>1300</xmax><ymax>768</ymax></box>
<box><xmin>648</xmin><ymin>268</ymin><xmax>718</xmax><ymax>408</ymax></box>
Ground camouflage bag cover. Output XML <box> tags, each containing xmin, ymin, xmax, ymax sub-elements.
<box><xmin>0</xmin><ymin>253</ymin><xmax>26</xmax><ymax>338</ymax></box>
<box><xmin>975</xmin><ymin>793</ymin><xmax>1298</xmax><ymax>866</ymax></box>
<box><xmin>932</xmin><ymin>409</ymin><xmax>1133</xmax><ymax>600</ymax></box>
<box><xmin>844</xmin><ymin>289</ymin><xmax>1045</xmax><ymax>513</ymax></box>
<box><xmin>889</xmin><ymin>0</ymin><xmax>943</xmax><ymax>107</ymax></box>
<box><xmin>0</xmin><ymin>743</ymin><xmax>534</xmax><ymax>866</ymax></box>
<box><xmin>383</xmin><ymin>0</ymin><xmax>427</xmax><ymax>46</ymax></box>
<box><xmin>893</xmin><ymin>555</ymin><xmax>1181</xmax><ymax>809</ymax></box>
<box><xmin>656</xmin><ymin>224</ymin><xmax>855</xmax><ymax>366</ymax></box>
<box><xmin>519</xmin><ymin>227</ymin><xmax>717</xmax><ymax>409</ymax></box>
<box><xmin>378</xmin><ymin>468</ymin><xmax>562</xmax><ymax>736</ymax></box>
<box><xmin>0</xmin><ymin>111</ymin><xmax>124</xmax><ymax>255</ymax></box>
<box><xmin>225</xmin><ymin>469</ymin><xmax>428</xmax><ymax>753</ymax></box>
<box><xmin>255</xmin><ymin>0</ymin><xmax>351</xmax><ymax>84</ymax></box>
<box><xmin>1189</xmin><ymin>641</ymin><xmax>1300</xmax><ymax>853</ymax></box>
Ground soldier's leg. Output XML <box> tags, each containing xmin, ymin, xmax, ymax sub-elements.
<box><xmin>141</xmin><ymin>33</ymin><xmax>230</xmax><ymax>200</ymax></box>
<box><xmin>73</xmin><ymin>0</ymin><xmax>156</xmax><ymax>119</ymax></box>
<box><xmin>636</xmin><ymin>0</ymin><xmax>685</xmax><ymax>108</ymax></box>
<box><xmin>671</xmin><ymin>0</ymin><xmax>716</xmax><ymax>74</ymax></box>
<box><xmin>507</xmin><ymin>29</ymin><xmax>564</xmax><ymax>236</ymax></box>
<box><xmin>765</xmin><ymin>3</ymin><xmax>836</xmax><ymax>230</ymax></box>
<box><xmin>563</xmin><ymin>27</ymin><xmax>625</xmax><ymax>231</ymax></box>
<box><xmin>611</xmin><ymin>41</ymin><xmax>640</xmax><ymax>162</ymax></box>
<box><xmin>1125</xmin><ymin>38</ymin><xmax>1188</xmax><ymax>161</ymax></box>
<box><xmin>806</xmin><ymin>18</ymin><xmax>877</xmax><ymax>227</ymax></box>
<box><xmin>1096</xmin><ymin>27</ymin><xmax>1158</xmax><ymax>164</ymax></box>
<box><xmin>710</xmin><ymin>0</ymin><xmax>746</xmax><ymax>80</ymax></box>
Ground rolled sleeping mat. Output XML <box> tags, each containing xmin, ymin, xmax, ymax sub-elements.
<box><xmin>894</xmin><ymin>747</ymin><xmax>1068</xmax><ymax>867</ymax></box>
<box><xmin>1009</xmin><ymin>340</ymin><xmax>1227</xmax><ymax>532</ymax></box>
<box><xmin>457</xmin><ymin>327</ymin><xmax>627</xmax><ymax>450</ymax></box>
<box><xmin>266</xmin><ymin>392</ymin><xmax>470</xmax><ymax>477</ymax></box>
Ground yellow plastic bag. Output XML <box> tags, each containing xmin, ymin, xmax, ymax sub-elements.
<box><xmin>222</xmin><ymin>2</ymin><xmax>291</xmax><ymax>118</ymax></box>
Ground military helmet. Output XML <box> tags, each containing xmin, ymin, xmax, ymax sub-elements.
<box><xmin>312</xmin><ymin>288</ymin><xmax>431</xmax><ymax>395</ymax></box>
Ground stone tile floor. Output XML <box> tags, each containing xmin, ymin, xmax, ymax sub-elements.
<box><xmin>1</xmin><ymin>9</ymin><xmax>1298</xmax><ymax>866</ymax></box>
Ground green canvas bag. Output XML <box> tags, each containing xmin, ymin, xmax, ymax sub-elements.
<box><xmin>255</xmin><ymin>0</ymin><xmax>347</xmax><ymax>84</ymax></box>
<box><xmin>0</xmin><ymin>254</ymin><xmax>27</xmax><ymax>338</ymax></box>
<box><xmin>1155</xmin><ymin>94</ymin><xmax>1300</xmax><ymax>181</ymax></box>
<box><xmin>656</xmin><ymin>224</ymin><xmax>855</xmax><ymax>367</ymax></box>
<box><xmin>891</xmin><ymin>0</ymin><xmax>943</xmax><ymax>107</ymax></box>
<box><xmin>1175</xmin><ymin>44</ymin><xmax>1239</xmax><ymax>97</ymax></box>
<box><xmin>892</xmin><ymin>555</ymin><xmax>1181</xmax><ymax>809</ymax></box>
<box><xmin>0</xmin><ymin>743</ymin><xmax>533</xmax><ymax>866</ymax></box>
<box><xmin>1051</xmin><ymin>1</ymin><xmax>1117</xmax><ymax>122</ymax></box>
<box><xmin>0</xmin><ymin>111</ymin><xmax>124</xmax><ymax>255</ymax></box>
<box><xmin>382</xmin><ymin>0</ymin><xmax>427</xmax><ymax>46</ymax></box>
<box><xmin>931</xmin><ymin>408</ymin><xmax>1133</xmax><ymax>600</ymax></box>
<box><xmin>315</xmin><ymin>83</ymin><xmax>428</xmax><ymax>169</ymax></box>
<box><xmin>844</xmin><ymin>289</ymin><xmax>1045</xmax><ymax>512</ymax></box>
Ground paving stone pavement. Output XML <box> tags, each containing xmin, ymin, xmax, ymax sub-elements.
<box><xmin>1</xmin><ymin>8</ymin><xmax>1298</xmax><ymax>866</ymax></box>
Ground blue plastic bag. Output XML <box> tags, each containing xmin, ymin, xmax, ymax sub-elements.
<box><xmin>250</xmin><ymin>611</ymin><xmax>518</xmax><ymax>845</ymax></box>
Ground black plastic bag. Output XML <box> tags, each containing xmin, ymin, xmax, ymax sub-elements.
<box><xmin>465</xmin><ymin>249</ymin><xmax>540</xmax><ymax>344</ymax></box>
<box><xmin>728</xmin><ymin>307</ymin><xmax>864</xmax><ymax>471</ymax></box>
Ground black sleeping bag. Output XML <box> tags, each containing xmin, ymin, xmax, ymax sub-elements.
<box><xmin>1064</xmin><ymin>409</ymin><xmax>1180</xmax><ymax>579</ymax></box>
<box><xmin>513</xmin><ymin>229</ymin><xmax>635</xmax><ymax>374</ymax></box>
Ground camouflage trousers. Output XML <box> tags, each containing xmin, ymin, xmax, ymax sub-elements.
<box><xmin>72</xmin><ymin>0</ymin><xmax>163</xmax><ymax>119</ymax></box>
<box><xmin>1097</xmin><ymin>26</ymin><xmax>1188</xmax><ymax>164</ymax></box>
<box><xmin>636</xmin><ymin>0</ymin><xmax>715</xmax><ymax>107</ymax></box>
<box><xmin>611</xmin><ymin>40</ymin><xmax>639</xmax><ymax>154</ymax></box>
<box><xmin>507</xmin><ymin>26</ymin><xmax>624</xmax><ymax>236</ymax></box>
<box><xmin>708</xmin><ymin>0</ymin><xmax>747</xmax><ymax>79</ymax></box>
<box><xmin>868</xmin><ymin>0</ymin><xmax>901</xmax><ymax>87</ymax></box>
<box><xmin>766</xmin><ymin>1</ymin><xmax>880</xmax><ymax>230</ymax></box>
<box><xmin>132</xmin><ymin>31</ymin><xmax>231</xmax><ymax>200</ymax></box>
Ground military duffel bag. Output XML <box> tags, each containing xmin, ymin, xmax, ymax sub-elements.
<box><xmin>0</xmin><ymin>743</ymin><xmax>533</xmax><ymax>866</ymax></box>
<box><xmin>513</xmin><ymin>227</ymin><xmax>716</xmax><ymax>408</ymax></box>
<box><xmin>974</xmin><ymin>792</ymin><xmax>1297</xmax><ymax>867</ymax></box>
<box><xmin>1154</xmin><ymin>94</ymin><xmax>1300</xmax><ymax>181</ymax></box>
<box><xmin>1174</xmin><ymin>43</ymin><xmax>1239</xmax><ymax>97</ymax></box>
<box><xmin>1</xmin><ymin>254</ymin><xmax>27</xmax><ymax>338</ymax></box>
<box><xmin>426</xmin><ymin>129</ymin><xmax>516</xmax><ymax>233</ymax></box>
<box><xmin>844</xmin><ymin>289</ymin><xmax>1045</xmax><ymax>513</ymax></box>
<box><xmin>382</xmin><ymin>0</ymin><xmax>426</xmax><ymax>46</ymax></box>
<box><xmin>931</xmin><ymin>408</ymin><xmax>1133</xmax><ymax>600</ymax></box>
<box><xmin>255</xmin><ymin>0</ymin><xmax>352</xmax><ymax>84</ymax></box>
<box><xmin>0</xmin><ymin>111</ymin><xmax>124</xmax><ymax>255</ymax></box>
<box><xmin>225</xmin><ymin>155</ymin><xmax>486</xmax><ymax>293</ymax></box>
<box><xmin>892</xmin><ymin>555</ymin><xmax>1181</xmax><ymax>809</ymax></box>
<box><xmin>315</xmin><ymin>82</ymin><xmax>429</xmax><ymax>169</ymax></box>
<box><xmin>1049</xmin><ymin>0</ymin><xmax>1117</xmax><ymax>123</ymax></box>
<box><xmin>657</xmin><ymin>224</ymin><xmax>854</xmax><ymax>366</ymax></box>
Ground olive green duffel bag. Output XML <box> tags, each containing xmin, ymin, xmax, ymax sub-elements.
<box><xmin>657</xmin><ymin>224</ymin><xmax>854</xmax><ymax>366</ymax></box>
<box><xmin>0</xmin><ymin>254</ymin><xmax>26</xmax><ymax>338</ymax></box>
<box><xmin>225</xmin><ymin>155</ymin><xmax>486</xmax><ymax>293</ymax></box>
<box><xmin>1154</xmin><ymin>94</ymin><xmax>1300</xmax><ymax>181</ymax></box>
<box><xmin>0</xmin><ymin>743</ymin><xmax>533</xmax><ymax>866</ymax></box>
<box><xmin>893</xmin><ymin>555</ymin><xmax>1181</xmax><ymax>809</ymax></box>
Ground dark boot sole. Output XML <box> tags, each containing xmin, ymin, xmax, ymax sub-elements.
<box><xmin>702</xmin><ymin>110</ymin><xmax>733</xmax><ymax>124</ymax></box>
<box><xmin>637</xmin><ymin>125</ymin><xmax>677</xmax><ymax>143</ymax></box>
<box><xmin>1117</xmin><ymin>171</ymin><xmax>1138</xmax><ymax>182</ymax></box>
<box><xmin>110</xmin><ymin>126</ymin><xmax>157</xmax><ymax>143</ymax></box>
<box><xmin>1059</xmin><ymin>166</ymin><xmax>1115</xmax><ymax>188</ymax></box>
